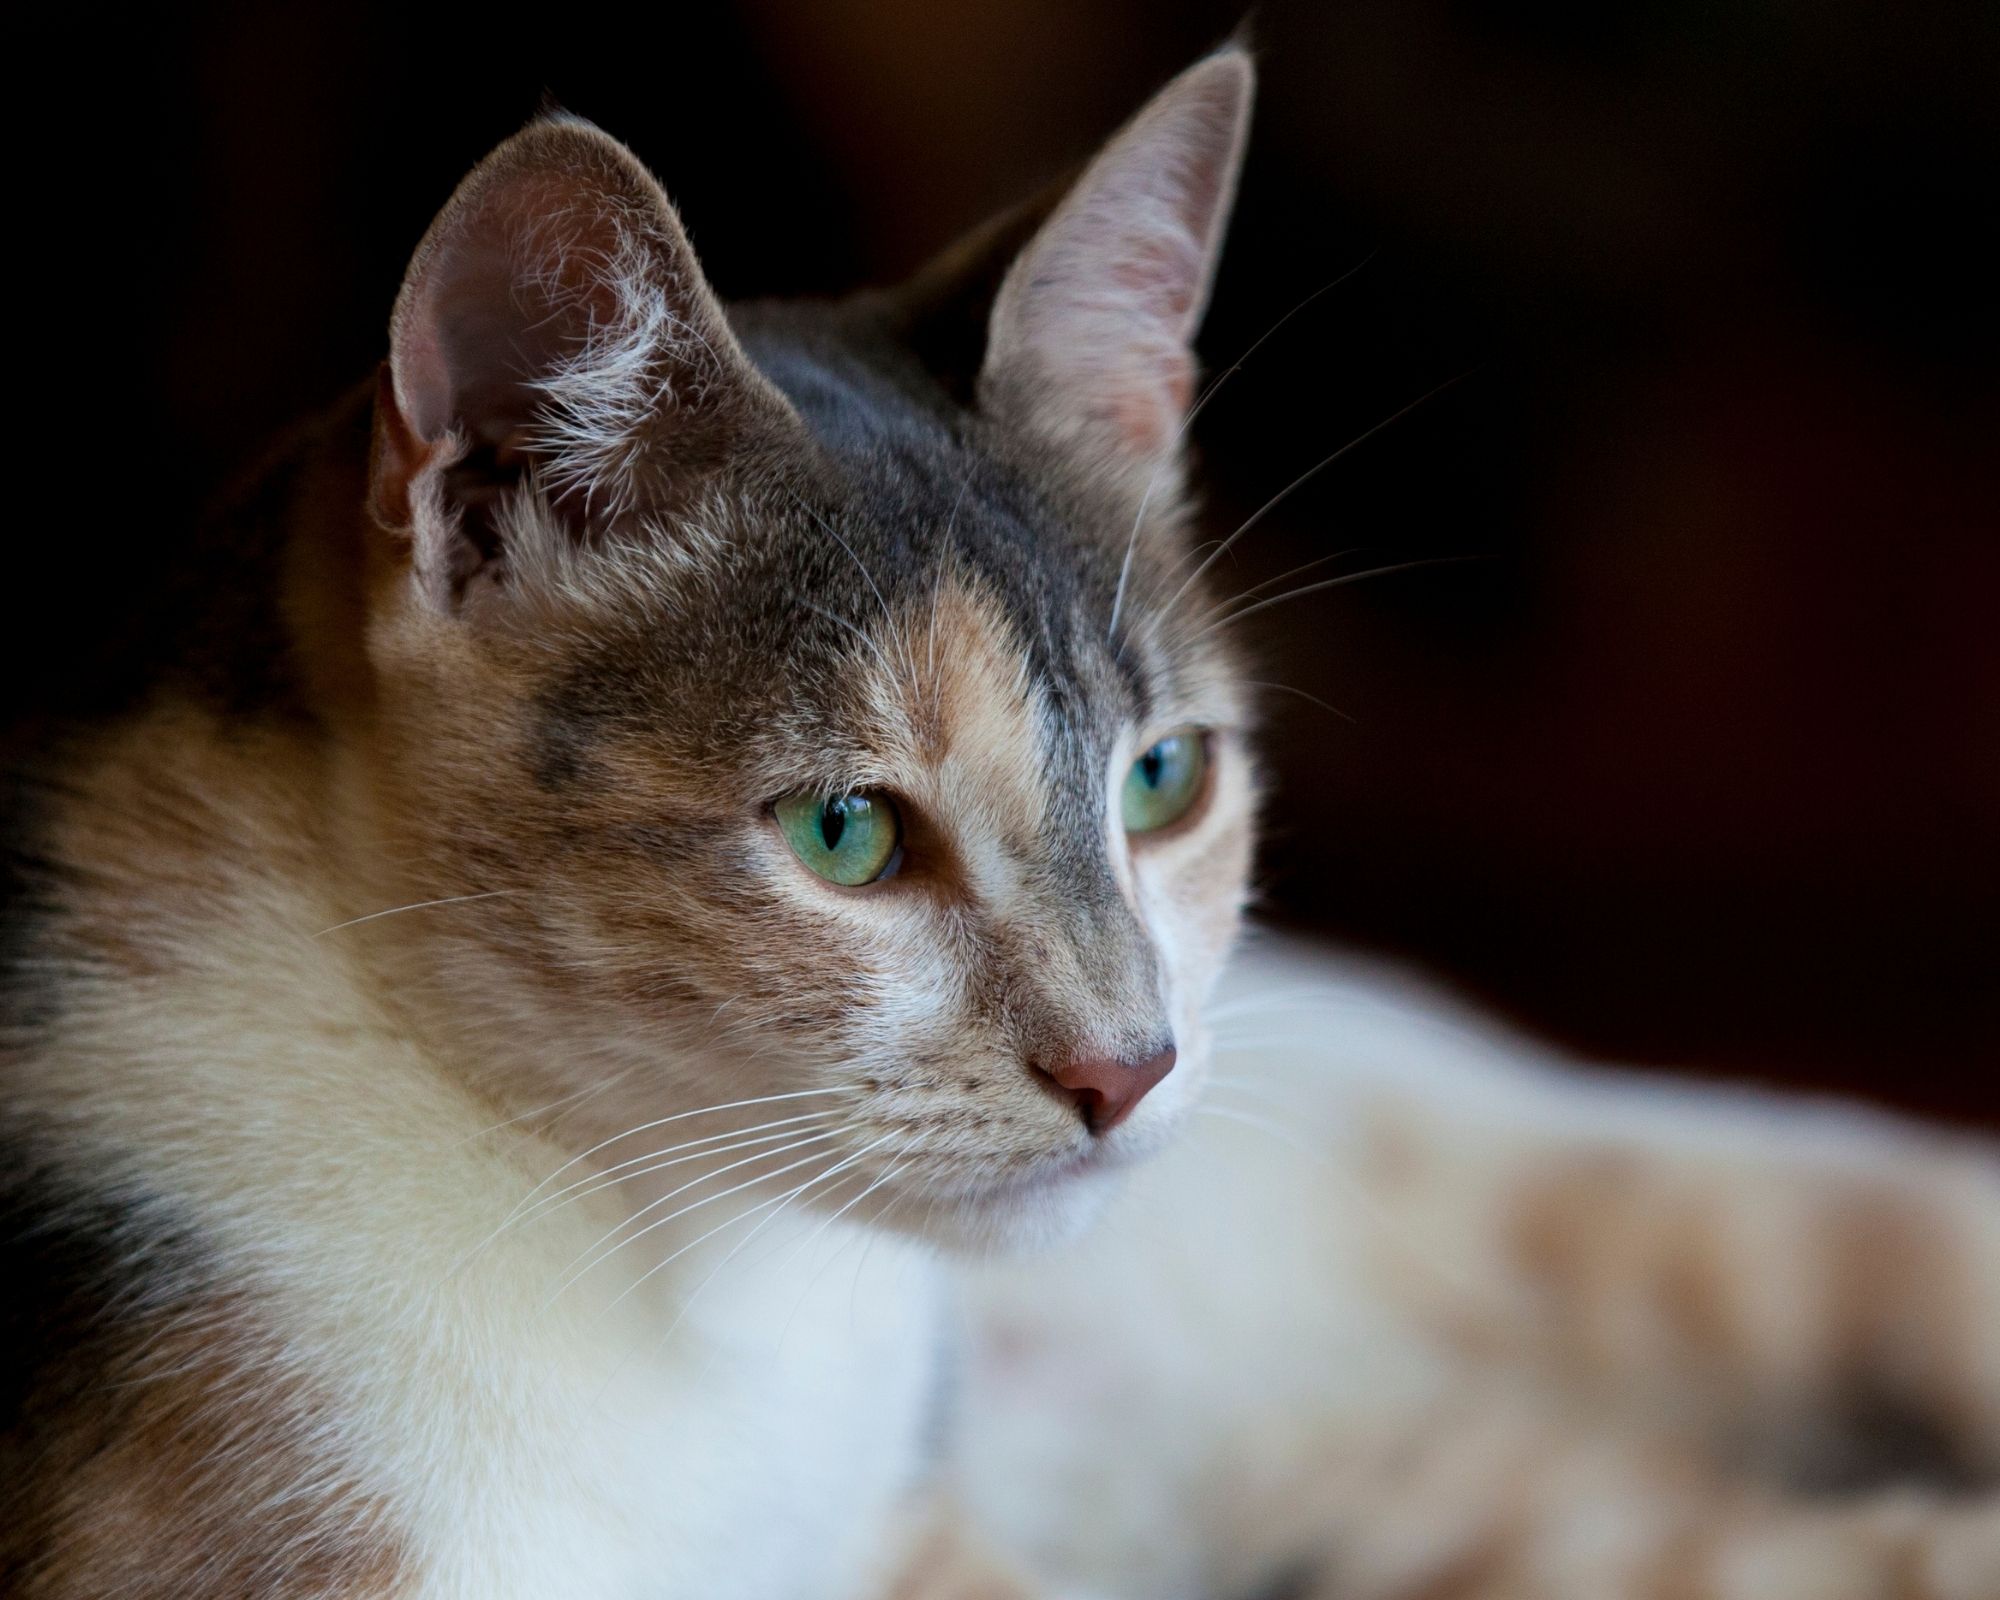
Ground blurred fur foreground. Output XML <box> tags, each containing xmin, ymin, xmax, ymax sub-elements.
<box><xmin>951</xmin><ymin>932</ymin><xmax>2000</xmax><ymax>1600</ymax></box>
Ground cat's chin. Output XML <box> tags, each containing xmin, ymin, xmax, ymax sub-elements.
<box><xmin>891</xmin><ymin>1159</ymin><xmax>1125</xmax><ymax>1256</ymax></box>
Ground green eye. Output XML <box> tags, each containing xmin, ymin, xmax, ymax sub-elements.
<box><xmin>775</xmin><ymin>791</ymin><xmax>903</xmax><ymax>886</ymax></box>
<box><xmin>1122</xmin><ymin>730</ymin><xmax>1210</xmax><ymax>835</ymax></box>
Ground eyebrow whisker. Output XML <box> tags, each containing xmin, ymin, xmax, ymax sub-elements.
<box><xmin>1108</xmin><ymin>254</ymin><xmax>1378</xmax><ymax>644</ymax></box>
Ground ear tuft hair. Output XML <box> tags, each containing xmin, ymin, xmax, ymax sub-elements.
<box><xmin>373</xmin><ymin>116</ymin><xmax>794</xmax><ymax>610</ymax></box>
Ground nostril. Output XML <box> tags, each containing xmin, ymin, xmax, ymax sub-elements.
<box><xmin>1028</xmin><ymin>1063</ymin><xmax>1089</xmax><ymax>1123</ymax></box>
<box><xmin>1043</xmin><ymin>1040</ymin><xmax>1176</xmax><ymax>1135</ymax></box>
<box><xmin>1064</xmin><ymin>1080</ymin><xmax>1110</xmax><ymax>1129</ymax></box>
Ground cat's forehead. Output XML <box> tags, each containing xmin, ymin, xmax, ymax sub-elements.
<box><xmin>737</xmin><ymin>318</ymin><xmax>1171</xmax><ymax>698</ymax></box>
<box><xmin>543</xmin><ymin>483</ymin><xmax>1129</xmax><ymax>781</ymax></box>
<box><xmin>519</xmin><ymin>315</ymin><xmax>1225</xmax><ymax>796</ymax></box>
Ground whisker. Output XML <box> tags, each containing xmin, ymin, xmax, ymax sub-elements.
<box><xmin>732</xmin><ymin>1165</ymin><xmax>869</xmax><ymax>1282</ymax></box>
<box><xmin>1201</xmin><ymin>546</ymin><xmax>1363</xmax><ymax>618</ymax></box>
<box><xmin>768</xmin><ymin>1153</ymin><xmax>917</xmax><ymax>1357</ymax></box>
<box><xmin>453</xmin><ymin>1075</ymin><xmax>627</xmax><ymax>1146</ymax></box>
<box><xmin>767</xmin><ymin>1143</ymin><xmax>907</xmax><ymax>1289</ymax></box>
<box><xmin>578</xmin><ymin>1189</ymin><xmax>789</xmax><ymax>1326</ymax></box>
<box><xmin>787</xmin><ymin>487</ymin><xmax>892</xmax><ymax>629</ymax></box>
<box><xmin>608</xmin><ymin>1128</ymin><xmax>900</xmax><ymax>1318</ymax></box>
<box><xmin>1200</xmin><ymin>1032</ymin><xmax>1360</xmax><ymax>1056</ymax></box>
<box><xmin>1152</xmin><ymin>371</ymin><xmax>1473</xmax><ymax>640</ymax></box>
<box><xmin>1108</xmin><ymin>253</ymin><xmax>1377</xmax><ymax>642</ymax></box>
<box><xmin>642</xmin><ymin>1177</ymin><xmax>836</xmax><ymax>1337</ymax></box>
<box><xmin>1204</xmin><ymin>1079</ymin><xmax>1327</xmax><ymax>1130</ymax></box>
<box><xmin>312</xmin><ymin>889</ymin><xmax>514</xmax><ymax>938</ymax></box>
<box><xmin>497</xmin><ymin>1086</ymin><xmax>855</xmax><ymax>1232</ymax></box>
<box><xmin>454</xmin><ymin>1064</ymin><xmax>640</xmax><ymax>1152</ymax></box>
<box><xmin>552</xmin><ymin>1133</ymin><xmax>851</xmax><ymax>1300</ymax></box>
<box><xmin>801</xmin><ymin>599</ymin><xmax>898</xmax><ymax>684</ymax></box>
<box><xmin>505</xmin><ymin>1113</ymin><xmax>846</xmax><ymax>1233</ymax></box>
<box><xmin>1156</xmin><ymin>541</ymin><xmax>1357</xmax><ymax>648</ymax></box>
<box><xmin>787</xmin><ymin>486</ymin><xmax>917</xmax><ymax>684</ymax></box>
<box><xmin>1238</xmin><ymin>678</ymin><xmax>1358</xmax><ymax>724</ymax></box>
<box><xmin>638</xmin><ymin>1132</ymin><xmax>901</xmax><ymax>1344</ymax></box>
<box><xmin>1193</xmin><ymin>554</ymin><xmax>1487</xmax><ymax>642</ymax></box>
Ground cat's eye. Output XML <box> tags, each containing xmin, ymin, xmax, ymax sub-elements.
<box><xmin>775</xmin><ymin>791</ymin><xmax>904</xmax><ymax>886</ymax></box>
<box><xmin>1121</xmin><ymin>729</ymin><xmax>1210</xmax><ymax>836</ymax></box>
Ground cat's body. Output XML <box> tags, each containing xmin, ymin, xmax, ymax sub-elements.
<box><xmin>3</xmin><ymin>41</ymin><xmax>1996</xmax><ymax>1600</ymax></box>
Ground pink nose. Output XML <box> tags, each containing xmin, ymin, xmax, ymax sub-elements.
<box><xmin>1043</xmin><ymin>1042</ymin><xmax>1177</xmax><ymax>1135</ymax></box>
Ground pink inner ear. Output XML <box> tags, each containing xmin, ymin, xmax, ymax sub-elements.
<box><xmin>1111</xmin><ymin>227</ymin><xmax>1208</xmax><ymax>336</ymax></box>
<box><xmin>1107</xmin><ymin>357</ymin><xmax>1194</xmax><ymax>457</ymax></box>
<box><xmin>1103</xmin><ymin>231</ymin><xmax>1206</xmax><ymax>450</ymax></box>
<box><xmin>393</xmin><ymin>166</ymin><xmax>642</xmax><ymax>452</ymax></box>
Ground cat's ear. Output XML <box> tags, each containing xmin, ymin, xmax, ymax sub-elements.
<box><xmin>978</xmin><ymin>47</ymin><xmax>1253</xmax><ymax>487</ymax></box>
<box><xmin>372</xmin><ymin>115</ymin><xmax>795</xmax><ymax>608</ymax></box>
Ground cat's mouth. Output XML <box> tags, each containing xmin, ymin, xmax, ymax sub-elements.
<box><xmin>852</xmin><ymin>1089</ymin><xmax>1189</xmax><ymax>1245</ymax></box>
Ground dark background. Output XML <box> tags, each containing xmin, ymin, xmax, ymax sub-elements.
<box><xmin>15</xmin><ymin>2</ymin><xmax>1997</xmax><ymax>1119</ymax></box>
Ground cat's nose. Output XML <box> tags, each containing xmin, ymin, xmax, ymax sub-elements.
<box><xmin>1042</xmin><ymin>1041</ymin><xmax>1177</xmax><ymax>1135</ymax></box>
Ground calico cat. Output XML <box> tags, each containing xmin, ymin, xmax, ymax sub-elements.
<box><xmin>1</xmin><ymin>48</ymin><xmax>1256</xmax><ymax>1600</ymax></box>
<box><xmin>6</xmin><ymin>35</ymin><xmax>1996</xmax><ymax>1600</ymax></box>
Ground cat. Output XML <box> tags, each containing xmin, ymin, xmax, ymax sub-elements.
<box><xmin>955</xmin><ymin>932</ymin><xmax>2000</xmax><ymax>1599</ymax></box>
<box><xmin>4</xmin><ymin>34</ymin><xmax>1995</xmax><ymax>1600</ymax></box>
<box><xmin>0</xmin><ymin>47</ymin><xmax>1257</xmax><ymax>1600</ymax></box>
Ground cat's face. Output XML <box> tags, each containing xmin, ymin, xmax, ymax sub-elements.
<box><xmin>359</xmin><ymin>51</ymin><xmax>1257</xmax><ymax>1249</ymax></box>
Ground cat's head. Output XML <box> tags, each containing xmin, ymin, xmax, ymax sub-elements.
<box><xmin>359</xmin><ymin>49</ymin><xmax>1257</xmax><ymax>1249</ymax></box>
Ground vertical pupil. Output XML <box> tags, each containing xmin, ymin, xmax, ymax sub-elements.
<box><xmin>1141</xmin><ymin>747</ymin><xmax>1167</xmax><ymax>788</ymax></box>
<box><xmin>820</xmin><ymin>798</ymin><xmax>847</xmax><ymax>851</ymax></box>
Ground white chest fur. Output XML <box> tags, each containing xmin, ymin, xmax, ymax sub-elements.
<box><xmin>406</xmin><ymin>1212</ymin><xmax>944</xmax><ymax>1600</ymax></box>
<box><xmin>32</xmin><ymin>952</ymin><xmax>944</xmax><ymax>1600</ymax></box>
